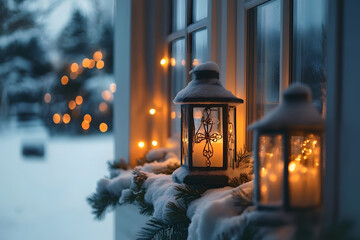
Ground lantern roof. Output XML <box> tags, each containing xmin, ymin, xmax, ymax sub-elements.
<box><xmin>173</xmin><ymin>62</ymin><xmax>244</xmax><ymax>104</ymax></box>
<box><xmin>248</xmin><ymin>84</ymin><xmax>324</xmax><ymax>131</ymax></box>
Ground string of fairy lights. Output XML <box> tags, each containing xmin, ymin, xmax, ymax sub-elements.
<box><xmin>44</xmin><ymin>51</ymin><xmax>116</xmax><ymax>133</ymax></box>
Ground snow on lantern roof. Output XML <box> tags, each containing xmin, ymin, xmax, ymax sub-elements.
<box><xmin>173</xmin><ymin>61</ymin><xmax>244</xmax><ymax>104</ymax></box>
<box><xmin>248</xmin><ymin>84</ymin><xmax>325</xmax><ymax>131</ymax></box>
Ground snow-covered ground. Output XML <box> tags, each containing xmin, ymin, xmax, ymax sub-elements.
<box><xmin>0</xmin><ymin>120</ymin><xmax>114</xmax><ymax>240</ymax></box>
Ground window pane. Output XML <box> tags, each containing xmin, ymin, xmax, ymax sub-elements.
<box><xmin>170</xmin><ymin>39</ymin><xmax>186</xmax><ymax>135</ymax></box>
<box><xmin>293</xmin><ymin>0</ymin><xmax>326</xmax><ymax>114</ymax></box>
<box><xmin>172</xmin><ymin>0</ymin><xmax>186</xmax><ymax>32</ymax></box>
<box><xmin>193</xmin><ymin>107</ymin><xmax>223</xmax><ymax>167</ymax></box>
<box><xmin>192</xmin><ymin>29</ymin><xmax>208</xmax><ymax>67</ymax></box>
<box><xmin>193</xmin><ymin>0</ymin><xmax>208</xmax><ymax>22</ymax></box>
<box><xmin>255</xmin><ymin>0</ymin><xmax>281</xmax><ymax>118</ymax></box>
<box><xmin>259</xmin><ymin>134</ymin><xmax>283</xmax><ymax>206</ymax></box>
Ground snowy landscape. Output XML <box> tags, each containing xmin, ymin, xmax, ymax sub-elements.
<box><xmin>0</xmin><ymin>120</ymin><xmax>114</xmax><ymax>240</ymax></box>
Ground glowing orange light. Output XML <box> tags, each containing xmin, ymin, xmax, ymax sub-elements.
<box><xmin>171</xmin><ymin>111</ymin><xmax>176</xmax><ymax>119</ymax></box>
<box><xmin>289</xmin><ymin>162</ymin><xmax>296</xmax><ymax>172</ymax></box>
<box><xmin>138</xmin><ymin>141</ymin><xmax>145</xmax><ymax>148</ymax></box>
<box><xmin>181</xmin><ymin>60</ymin><xmax>185</xmax><ymax>66</ymax></box>
<box><xmin>82</xmin><ymin>58</ymin><xmax>90</xmax><ymax>68</ymax></box>
<box><xmin>70</xmin><ymin>72</ymin><xmax>78</xmax><ymax>79</ymax></box>
<box><xmin>93</xmin><ymin>51</ymin><xmax>103</xmax><ymax>62</ymax></box>
<box><xmin>44</xmin><ymin>93</ymin><xmax>51</xmax><ymax>103</ymax></box>
<box><xmin>61</xmin><ymin>76</ymin><xmax>69</xmax><ymax>85</ymax></box>
<box><xmin>68</xmin><ymin>100</ymin><xmax>76</xmax><ymax>110</ymax></box>
<box><xmin>77</xmin><ymin>66</ymin><xmax>83</xmax><ymax>74</ymax></box>
<box><xmin>192</xmin><ymin>59</ymin><xmax>199</xmax><ymax>66</ymax></box>
<box><xmin>160</xmin><ymin>58</ymin><xmax>167</xmax><ymax>66</ymax></box>
<box><xmin>149</xmin><ymin>108</ymin><xmax>156</xmax><ymax>115</ymax></box>
<box><xmin>75</xmin><ymin>96</ymin><xmax>83</xmax><ymax>105</ymax></box>
<box><xmin>99</xmin><ymin>123</ymin><xmax>108</xmax><ymax>132</ymax></box>
<box><xmin>62</xmin><ymin>113</ymin><xmax>71</xmax><ymax>124</ymax></box>
<box><xmin>110</xmin><ymin>83</ymin><xmax>116</xmax><ymax>93</ymax></box>
<box><xmin>152</xmin><ymin>140</ymin><xmax>158</xmax><ymax>147</ymax></box>
<box><xmin>53</xmin><ymin>113</ymin><xmax>61</xmax><ymax>124</ymax></box>
<box><xmin>82</xmin><ymin>121</ymin><xmax>90</xmax><ymax>130</ymax></box>
<box><xmin>170</xmin><ymin>58</ymin><xmax>176</xmax><ymax>66</ymax></box>
<box><xmin>84</xmin><ymin>114</ymin><xmax>92</xmax><ymax>123</ymax></box>
<box><xmin>88</xmin><ymin>59</ymin><xmax>95</xmax><ymax>69</ymax></box>
<box><xmin>101</xmin><ymin>90</ymin><xmax>112</xmax><ymax>101</ymax></box>
<box><xmin>99</xmin><ymin>102</ymin><xmax>108</xmax><ymax>112</ymax></box>
<box><xmin>96</xmin><ymin>60</ymin><xmax>104</xmax><ymax>69</ymax></box>
<box><xmin>71</xmin><ymin>63</ymin><xmax>79</xmax><ymax>72</ymax></box>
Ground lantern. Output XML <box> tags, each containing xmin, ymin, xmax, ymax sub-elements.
<box><xmin>249</xmin><ymin>84</ymin><xmax>324</xmax><ymax>210</ymax></box>
<box><xmin>173</xmin><ymin>62</ymin><xmax>243</xmax><ymax>187</ymax></box>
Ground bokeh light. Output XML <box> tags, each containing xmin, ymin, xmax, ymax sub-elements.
<box><xmin>101</xmin><ymin>90</ymin><xmax>112</xmax><ymax>101</ymax></box>
<box><xmin>160</xmin><ymin>58</ymin><xmax>167</xmax><ymax>66</ymax></box>
<box><xmin>192</xmin><ymin>59</ymin><xmax>199</xmax><ymax>66</ymax></box>
<box><xmin>71</xmin><ymin>63</ymin><xmax>79</xmax><ymax>72</ymax></box>
<box><xmin>84</xmin><ymin>114</ymin><xmax>92</xmax><ymax>123</ymax></box>
<box><xmin>138</xmin><ymin>141</ymin><xmax>145</xmax><ymax>148</ymax></box>
<box><xmin>88</xmin><ymin>59</ymin><xmax>95</xmax><ymax>69</ymax></box>
<box><xmin>44</xmin><ymin>93</ymin><xmax>51</xmax><ymax>103</ymax></box>
<box><xmin>53</xmin><ymin>113</ymin><xmax>61</xmax><ymax>124</ymax></box>
<box><xmin>149</xmin><ymin>108</ymin><xmax>156</xmax><ymax>115</ymax></box>
<box><xmin>96</xmin><ymin>60</ymin><xmax>104</xmax><ymax>69</ymax></box>
<box><xmin>82</xmin><ymin>58</ymin><xmax>90</xmax><ymax>68</ymax></box>
<box><xmin>99</xmin><ymin>102</ymin><xmax>108</xmax><ymax>112</ymax></box>
<box><xmin>152</xmin><ymin>140</ymin><xmax>158</xmax><ymax>147</ymax></box>
<box><xmin>99</xmin><ymin>123</ymin><xmax>108</xmax><ymax>132</ymax></box>
<box><xmin>68</xmin><ymin>100</ymin><xmax>76</xmax><ymax>110</ymax></box>
<box><xmin>93</xmin><ymin>51</ymin><xmax>103</xmax><ymax>61</ymax></box>
<box><xmin>81</xmin><ymin>121</ymin><xmax>90</xmax><ymax>130</ymax></box>
<box><xmin>70</xmin><ymin>72</ymin><xmax>78</xmax><ymax>79</ymax></box>
<box><xmin>62</xmin><ymin>113</ymin><xmax>71</xmax><ymax>124</ymax></box>
<box><xmin>75</xmin><ymin>96</ymin><xmax>83</xmax><ymax>105</ymax></box>
<box><xmin>61</xmin><ymin>76</ymin><xmax>69</xmax><ymax>85</ymax></box>
<box><xmin>110</xmin><ymin>83</ymin><xmax>116</xmax><ymax>93</ymax></box>
<box><xmin>170</xmin><ymin>58</ymin><xmax>176</xmax><ymax>66</ymax></box>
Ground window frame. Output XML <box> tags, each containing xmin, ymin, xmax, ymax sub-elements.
<box><xmin>166</xmin><ymin>0</ymin><xmax>213</xmax><ymax>137</ymax></box>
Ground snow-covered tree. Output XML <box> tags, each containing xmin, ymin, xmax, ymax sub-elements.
<box><xmin>57</xmin><ymin>9</ymin><xmax>90</xmax><ymax>60</ymax></box>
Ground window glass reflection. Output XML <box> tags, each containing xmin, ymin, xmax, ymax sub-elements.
<box><xmin>170</xmin><ymin>39</ymin><xmax>186</xmax><ymax>135</ymax></box>
<box><xmin>192</xmin><ymin>29</ymin><xmax>208</xmax><ymax>67</ymax></box>
<box><xmin>193</xmin><ymin>0</ymin><xmax>208</xmax><ymax>22</ymax></box>
<box><xmin>172</xmin><ymin>0</ymin><xmax>186</xmax><ymax>32</ymax></box>
<box><xmin>293</xmin><ymin>0</ymin><xmax>326</xmax><ymax>114</ymax></box>
<box><xmin>256</xmin><ymin>0</ymin><xmax>281</xmax><ymax>118</ymax></box>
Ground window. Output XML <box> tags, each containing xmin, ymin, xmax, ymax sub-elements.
<box><xmin>168</xmin><ymin>0</ymin><xmax>210</xmax><ymax>136</ymax></box>
<box><xmin>244</xmin><ymin>0</ymin><xmax>327</xmax><ymax>148</ymax></box>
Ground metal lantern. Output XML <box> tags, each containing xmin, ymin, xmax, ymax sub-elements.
<box><xmin>249</xmin><ymin>84</ymin><xmax>324</xmax><ymax>210</ymax></box>
<box><xmin>173</xmin><ymin>62</ymin><xmax>243</xmax><ymax>187</ymax></box>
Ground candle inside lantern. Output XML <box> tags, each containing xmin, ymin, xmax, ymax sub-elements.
<box><xmin>192</xmin><ymin>107</ymin><xmax>224</xmax><ymax>167</ymax></box>
<box><xmin>288</xmin><ymin>134</ymin><xmax>321</xmax><ymax>207</ymax></box>
<box><xmin>259</xmin><ymin>135</ymin><xmax>283</xmax><ymax>205</ymax></box>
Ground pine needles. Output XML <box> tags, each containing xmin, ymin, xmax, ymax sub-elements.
<box><xmin>87</xmin><ymin>192</ymin><xmax>120</xmax><ymax>220</ymax></box>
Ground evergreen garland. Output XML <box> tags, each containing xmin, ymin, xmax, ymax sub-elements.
<box><xmin>229</xmin><ymin>173</ymin><xmax>252</xmax><ymax>188</ymax></box>
<box><xmin>174</xmin><ymin>184</ymin><xmax>207</xmax><ymax>207</ymax></box>
<box><xmin>107</xmin><ymin>158</ymin><xmax>128</xmax><ymax>171</ymax></box>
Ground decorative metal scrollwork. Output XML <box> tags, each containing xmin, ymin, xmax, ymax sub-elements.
<box><xmin>195</xmin><ymin>107</ymin><xmax>222</xmax><ymax>167</ymax></box>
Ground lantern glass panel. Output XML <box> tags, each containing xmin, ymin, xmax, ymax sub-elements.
<box><xmin>228</xmin><ymin>107</ymin><xmax>236</xmax><ymax>168</ymax></box>
<box><xmin>192</xmin><ymin>107</ymin><xmax>223</xmax><ymax>167</ymax></box>
<box><xmin>259</xmin><ymin>134</ymin><xmax>283</xmax><ymax>205</ymax></box>
<box><xmin>289</xmin><ymin>134</ymin><xmax>321</xmax><ymax>207</ymax></box>
<box><xmin>181</xmin><ymin>106</ymin><xmax>189</xmax><ymax>166</ymax></box>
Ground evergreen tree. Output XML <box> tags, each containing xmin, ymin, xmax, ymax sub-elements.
<box><xmin>57</xmin><ymin>9</ymin><xmax>90</xmax><ymax>60</ymax></box>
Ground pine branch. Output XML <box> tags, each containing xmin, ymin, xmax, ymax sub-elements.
<box><xmin>165</xmin><ymin>201</ymin><xmax>191</xmax><ymax>226</ymax></box>
<box><xmin>229</xmin><ymin>173</ymin><xmax>252</xmax><ymax>188</ymax></box>
<box><xmin>137</xmin><ymin>218</ymin><xmax>170</xmax><ymax>240</ymax></box>
<box><xmin>87</xmin><ymin>192</ymin><xmax>120</xmax><ymax>220</ymax></box>
<box><xmin>151</xmin><ymin>162</ymin><xmax>180</xmax><ymax>175</ymax></box>
<box><xmin>107</xmin><ymin>158</ymin><xmax>128</xmax><ymax>171</ymax></box>
<box><xmin>235</xmin><ymin>148</ymin><xmax>253</xmax><ymax>171</ymax></box>
<box><xmin>174</xmin><ymin>184</ymin><xmax>207</xmax><ymax>207</ymax></box>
